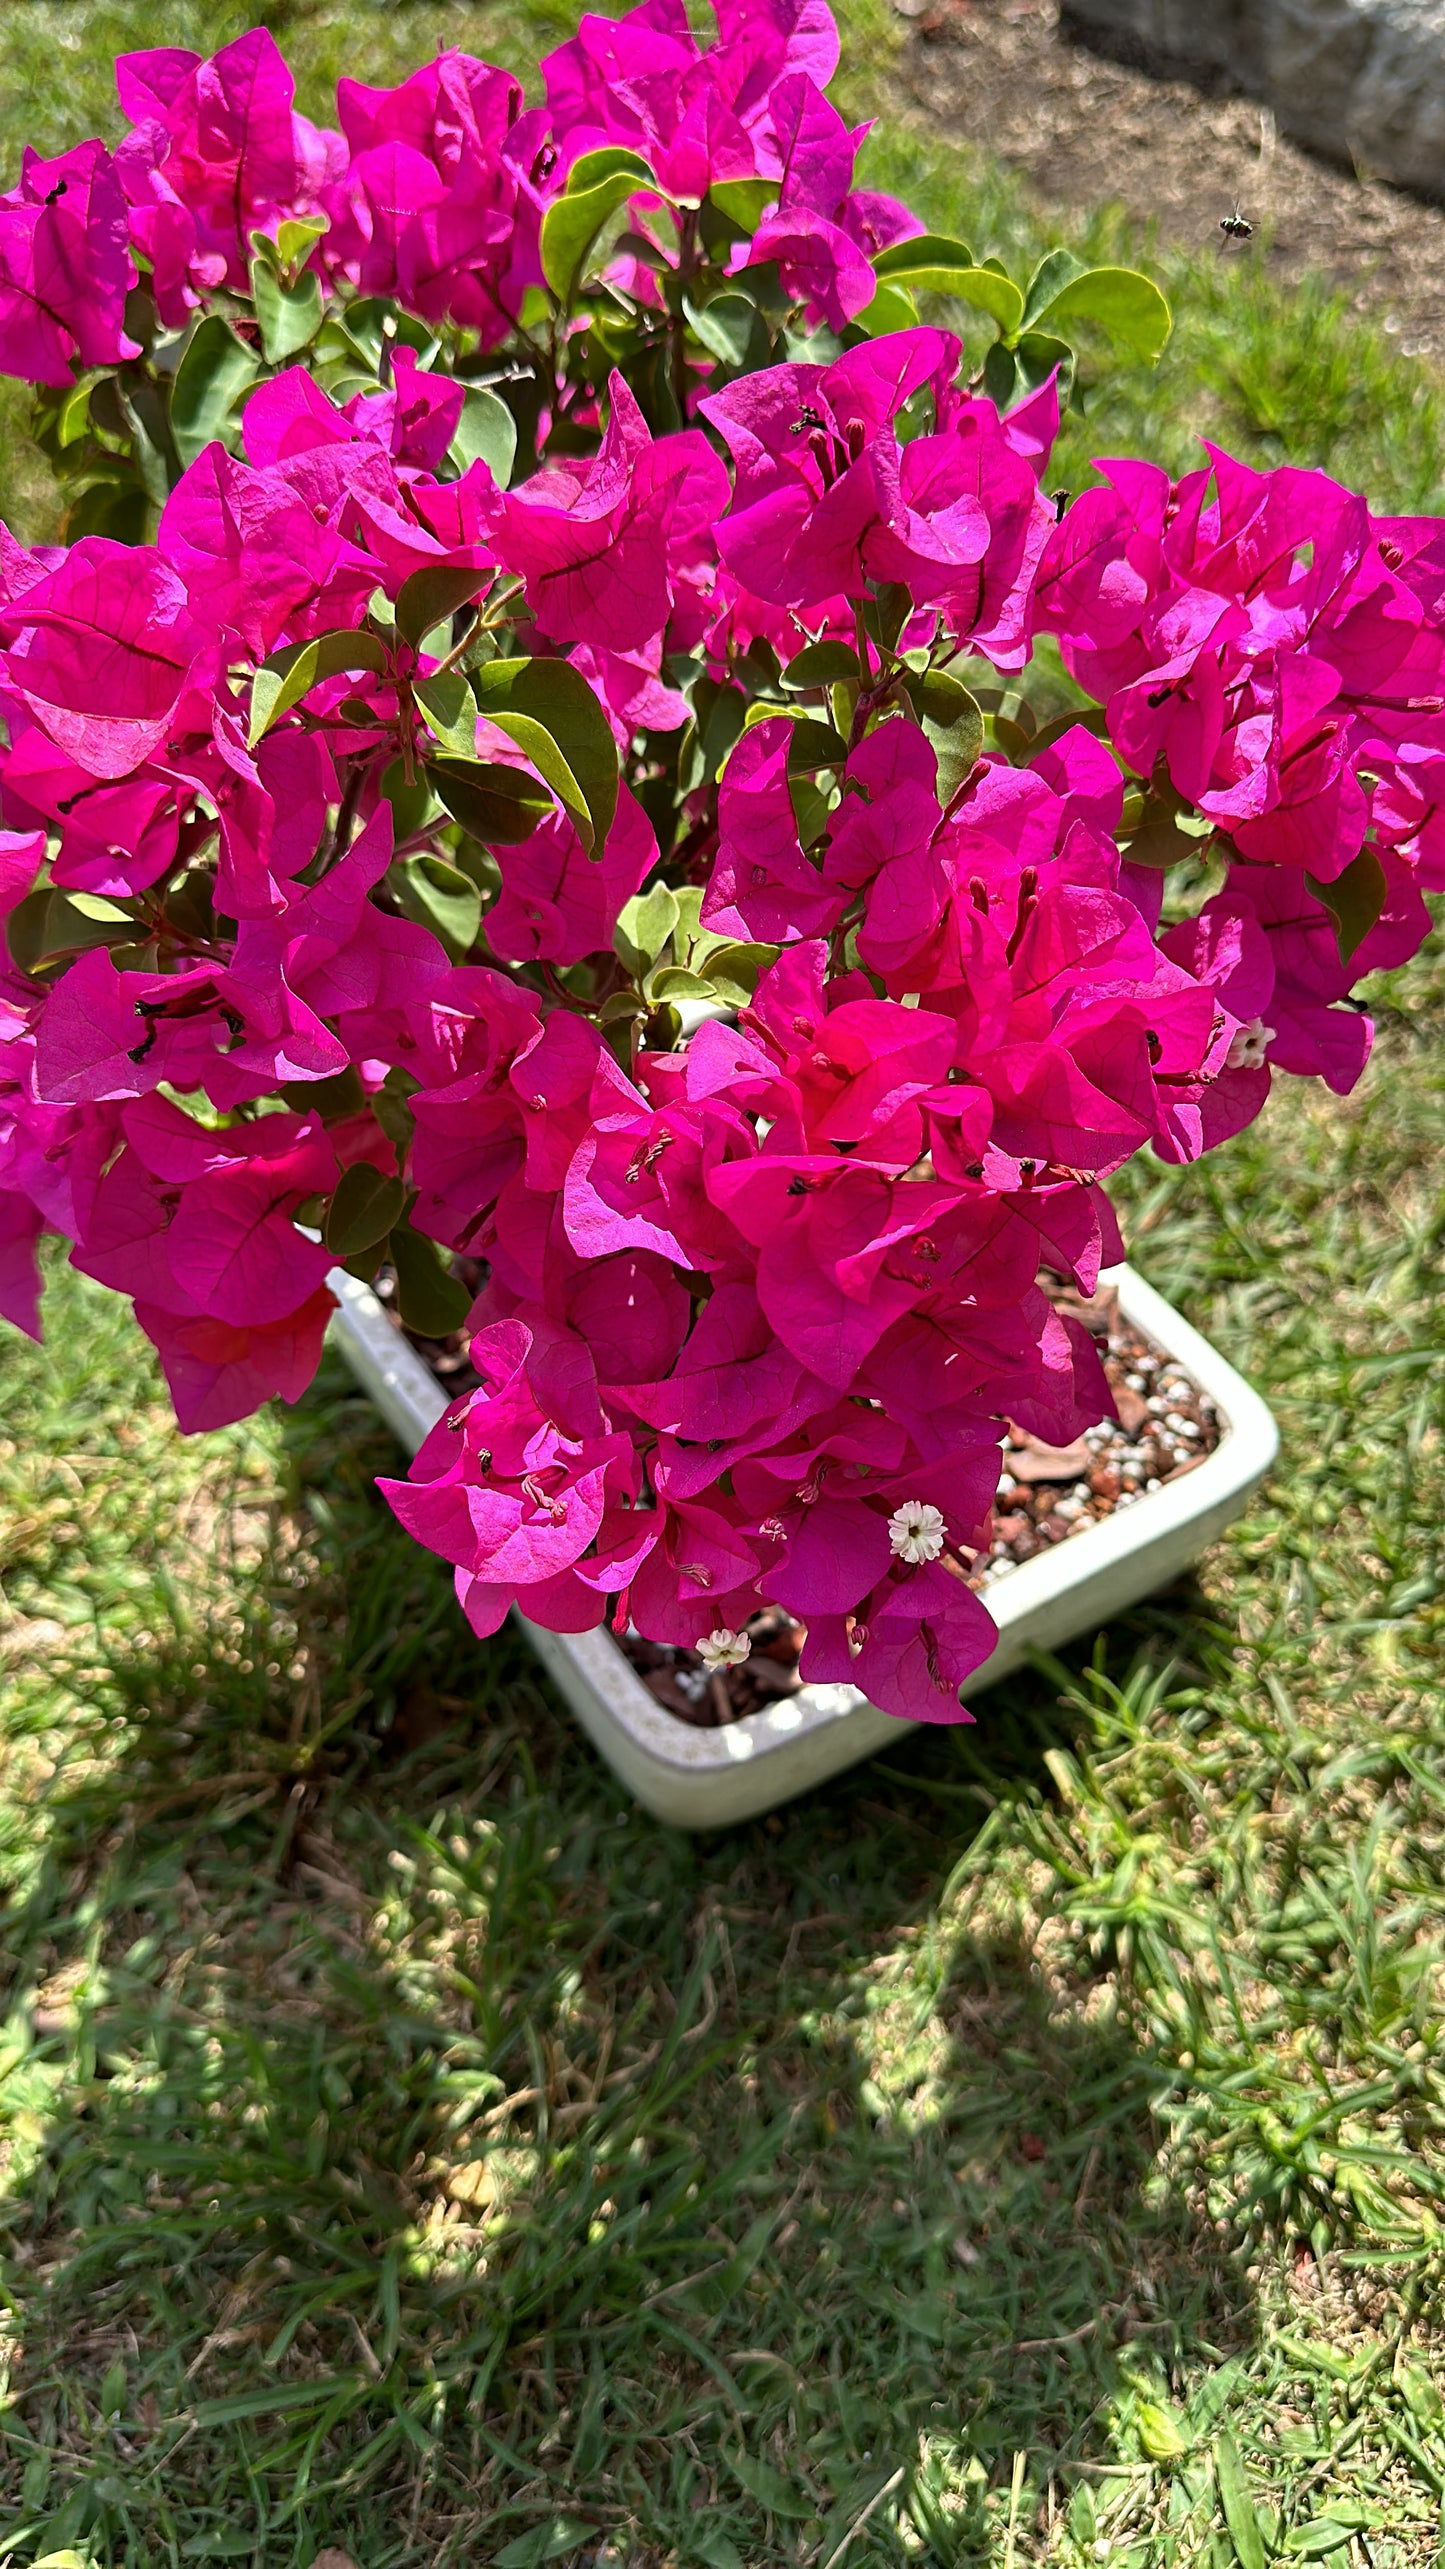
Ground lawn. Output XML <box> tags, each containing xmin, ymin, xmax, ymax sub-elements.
<box><xmin>1</xmin><ymin>5</ymin><xmax>1444</xmax><ymax>2564</ymax></box>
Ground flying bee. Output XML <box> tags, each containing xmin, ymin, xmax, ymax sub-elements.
<box><xmin>1049</xmin><ymin>487</ymin><xmax>1070</xmax><ymax>522</ymax></box>
<box><xmin>1219</xmin><ymin>204</ymin><xmax>1254</xmax><ymax>242</ymax></box>
<box><xmin>789</xmin><ymin>402</ymin><xmax>825</xmax><ymax>434</ymax></box>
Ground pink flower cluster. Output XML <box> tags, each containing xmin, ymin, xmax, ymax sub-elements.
<box><xmin>1035</xmin><ymin>451</ymin><xmax>1441</xmax><ymax>1096</ymax></box>
<box><xmin>543</xmin><ymin>0</ymin><xmax>918</xmax><ymax>327</ymax></box>
<box><xmin>0</xmin><ymin>0</ymin><xmax>915</xmax><ymax>385</ymax></box>
<box><xmin>0</xmin><ymin>0</ymin><xmax>1437</xmax><ymax>1724</ymax></box>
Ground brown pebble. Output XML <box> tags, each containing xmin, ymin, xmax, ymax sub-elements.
<box><xmin>1089</xmin><ymin>1466</ymin><xmax>1121</xmax><ymax>1502</ymax></box>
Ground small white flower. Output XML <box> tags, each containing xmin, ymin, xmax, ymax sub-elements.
<box><xmin>1226</xmin><ymin>1016</ymin><xmax>1275</xmax><ymax>1071</ymax></box>
<box><xmin>697</xmin><ymin>1627</ymin><xmax>751</xmax><ymax>1671</ymax></box>
<box><xmin>887</xmin><ymin>1500</ymin><xmax>946</xmax><ymax>1565</ymax></box>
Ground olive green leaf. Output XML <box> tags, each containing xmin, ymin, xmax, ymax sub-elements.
<box><xmin>387</xmin><ymin>1218</ymin><xmax>472</xmax><ymax>1338</ymax></box>
<box><xmin>474</xmin><ymin>655</ymin><xmax>619</xmax><ymax>852</ymax></box>
<box><xmin>448</xmin><ymin>383</ymin><xmax>517</xmax><ymax>483</ymax></box>
<box><xmin>170</xmin><ymin>315</ymin><xmax>259</xmax><ymax>467</ymax></box>
<box><xmin>541</xmin><ymin>147</ymin><xmax>656</xmax><ymax>305</ymax></box>
<box><xmin>1307</xmin><ymin>845</ymin><xmax>1387</xmax><ymax>962</ymax></box>
<box><xmin>428</xmin><ymin>757</ymin><xmax>555</xmax><ymax>844</ymax></box>
<box><xmin>389</xmin><ymin>853</ymin><xmax>482</xmax><ymax>959</ymax></box>
<box><xmin>248</xmin><ymin>630</ymin><xmax>390</xmax><ymax>746</ymax></box>
<box><xmin>323</xmin><ymin>1162</ymin><xmax>408</xmax><ymax>1258</ymax></box>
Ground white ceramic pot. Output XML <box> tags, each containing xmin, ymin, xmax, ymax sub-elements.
<box><xmin>327</xmin><ymin>1263</ymin><xmax>1277</xmax><ymax>1829</ymax></box>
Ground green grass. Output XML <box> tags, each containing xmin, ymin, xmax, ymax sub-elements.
<box><xmin>2</xmin><ymin>3</ymin><xmax>1445</xmax><ymax>2562</ymax></box>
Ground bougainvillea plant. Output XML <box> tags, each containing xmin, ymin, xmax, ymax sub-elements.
<box><xmin>0</xmin><ymin>8</ymin><xmax>1438</xmax><ymax>1721</ymax></box>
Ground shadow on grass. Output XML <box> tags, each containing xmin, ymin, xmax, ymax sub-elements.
<box><xmin>0</xmin><ymin>1350</ymin><xmax>1253</xmax><ymax>2569</ymax></box>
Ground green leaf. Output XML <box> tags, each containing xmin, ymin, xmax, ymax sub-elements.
<box><xmin>413</xmin><ymin>669</ymin><xmax>479</xmax><ymax>758</ymax></box>
<box><xmin>700</xmin><ymin>940</ymin><xmax>775</xmax><ymax>1001</ymax></box>
<box><xmin>694</xmin><ymin>680</ymin><xmax>749</xmax><ymax>784</ymax></box>
<box><xmin>491</xmin><ymin>2516</ymin><xmax>596</xmax><ymax>2568</ymax></box>
<box><xmin>1011</xmin><ymin>330</ymin><xmax>1075</xmax><ymax>402</ymax></box>
<box><xmin>874</xmin><ymin>232</ymin><xmax>1025</xmax><ymax>331</ymax></box>
<box><xmin>474</xmin><ymin>656</ymin><xmax>619</xmax><ymax>853</ymax></box>
<box><xmin>911</xmin><ymin>671</ymin><xmax>984</xmax><ymax>801</ymax></box>
<box><xmin>568</xmin><ymin>144</ymin><xmax>656</xmax><ymax>193</ymax></box>
<box><xmin>373</xmin><ymin>1065</ymin><xmax>418</xmax><ymax>1169</ymax></box>
<box><xmin>1214</xmin><ymin>2432</ymin><xmax>1266</xmax><ymax>2569</ymax></box>
<box><xmin>1135</xmin><ymin>2398</ymin><xmax>1190</xmax><ymax>2462</ymax></box>
<box><xmin>982</xmin><ymin>342</ymin><xmax>1018</xmax><ymax>411</ymax></box>
<box><xmin>482</xmin><ymin>711</ymin><xmax>594</xmax><ymax>849</ymax></box>
<box><xmin>691</xmin><ymin>2533</ymin><xmax>744</xmax><ymax>2569</ymax></box>
<box><xmin>379</xmin><ymin>757</ymin><xmax>438</xmax><ymax>841</ymax></box>
<box><xmin>1067</xmin><ymin>2485</ymin><xmax>1097</xmax><ymax>2544</ymax></box>
<box><xmin>391</xmin><ymin>853</ymin><xmax>481</xmax><ymax>958</ymax></box>
<box><xmin>281</xmin><ymin>1066</ymin><xmax>366</xmax><ymax>1122</ymax></box>
<box><xmin>541</xmin><ymin>148</ymin><xmax>656</xmax><ymax>304</ymax></box>
<box><xmin>388</xmin><ymin>1221</ymin><xmax>471</xmax><ymax>1338</ymax></box>
<box><xmin>396</xmin><ymin>563</ymin><xmax>486</xmax><ymax>650</ymax></box>
<box><xmin>1307</xmin><ymin>845</ymin><xmax>1387</xmax><ymax>963</ymax></box>
<box><xmin>1026</xmin><ymin>703</ymin><xmax>1111</xmax><ymax>757</ymax></box>
<box><xmin>708</xmin><ymin>176</ymin><xmax>778</xmax><ymax>233</ymax></box>
<box><xmin>906</xmin><ymin>667</ymin><xmax>982</xmax><ymax>741</ymax></box>
<box><xmin>248</xmin><ymin>629</ymin><xmax>390</xmax><ymax>746</ymax></box>
<box><xmin>279</xmin><ymin>213</ymin><xmax>329</xmax><ymax>267</ymax></box>
<box><xmin>852</xmin><ymin>280</ymin><xmax>920</xmax><ymax>337</ymax></box>
<box><xmin>941</xmin><ymin>266</ymin><xmax>1025</xmax><ymax>335</ymax></box>
<box><xmin>1282</xmin><ymin>2526</ymin><xmax>1354</xmax><ymax>2561</ymax></box>
<box><xmin>120</xmin><ymin>373</ymin><xmax>181</xmax><ymax>506</ymax></box>
<box><xmin>647</xmin><ymin>964</ymin><xmax>716</xmax><ymax>1002</ymax></box>
<box><xmin>684</xmin><ymin>289</ymin><xmax>771</xmax><ymax>372</ymax></box>
<box><xmin>324</xmin><ymin>1162</ymin><xmax>408</xmax><ymax>1257</ymax></box>
<box><xmin>873</xmin><ymin>230</ymin><xmax>976</xmax><ymax>291</ymax></box>
<box><xmin>724</xmin><ymin>2452</ymin><xmax>813</xmax><ymax>2519</ymax></box>
<box><xmin>1120</xmin><ymin>816</ymin><xmax>1192</xmax><ymax>869</ymax></box>
<box><xmin>783</xmin><ymin>641</ymin><xmax>860</xmax><ymax>688</ymax></box>
<box><xmin>785</xmin><ymin>717</ymin><xmax>848</xmax><ymax>771</ymax></box>
<box><xmin>62</xmin><ymin>476</ymin><xmax>150</xmax><ymax>544</ymax></box>
<box><xmin>1019</xmin><ymin>246</ymin><xmax>1091</xmax><ymax>333</ymax></box>
<box><xmin>449</xmin><ymin>383</ymin><xmax>517</xmax><ymax>483</ymax></box>
<box><xmin>860</xmin><ymin>581</ymin><xmax>911</xmax><ymax>654</ymax></box>
<box><xmin>1031</xmin><ymin>264</ymin><xmax>1172</xmax><ymax>363</ymax></box>
<box><xmin>7</xmin><ymin>886</ymin><xmax>135</xmax><ymax>975</ymax></box>
<box><xmin>250</xmin><ymin>258</ymin><xmax>324</xmax><ymax>363</ymax></box>
<box><xmin>790</xmin><ymin>775</ymin><xmax>831</xmax><ymax>846</ymax></box>
<box><xmin>170</xmin><ymin>315</ymin><xmax>259</xmax><ymax>468</ymax></box>
<box><xmin>251</xmin><ymin>214</ymin><xmax>329</xmax><ymax>273</ymax></box>
<box><xmin>54</xmin><ymin>371</ymin><xmax>99</xmax><ymax>450</ymax></box>
<box><xmin>616</xmin><ymin>879</ymin><xmax>680</xmax><ymax>975</ymax></box>
<box><xmin>428</xmin><ymin>757</ymin><xmax>555</xmax><ymax>844</ymax></box>
<box><xmin>1396</xmin><ymin>2356</ymin><xmax>1445</xmax><ymax>2430</ymax></box>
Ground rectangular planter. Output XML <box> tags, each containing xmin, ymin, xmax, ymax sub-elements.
<box><xmin>327</xmin><ymin>1263</ymin><xmax>1277</xmax><ymax>1829</ymax></box>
